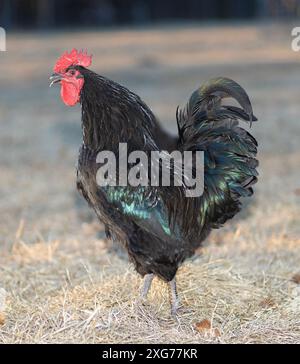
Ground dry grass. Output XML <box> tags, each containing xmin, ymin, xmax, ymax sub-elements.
<box><xmin>0</xmin><ymin>22</ymin><xmax>300</xmax><ymax>343</ymax></box>
<box><xmin>2</xmin><ymin>204</ymin><xmax>299</xmax><ymax>344</ymax></box>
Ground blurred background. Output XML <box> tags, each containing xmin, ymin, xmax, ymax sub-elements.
<box><xmin>0</xmin><ymin>0</ymin><xmax>300</xmax><ymax>343</ymax></box>
<box><xmin>1</xmin><ymin>0</ymin><xmax>300</xmax><ymax>28</ymax></box>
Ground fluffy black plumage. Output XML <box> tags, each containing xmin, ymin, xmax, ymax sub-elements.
<box><xmin>73</xmin><ymin>66</ymin><xmax>258</xmax><ymax>290</ymax></box>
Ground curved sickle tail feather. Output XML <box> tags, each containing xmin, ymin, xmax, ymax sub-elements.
<box><xmin>189</xmin><ymin>77</ymin><xmax>255</xmax><ymax>122</ymax></box>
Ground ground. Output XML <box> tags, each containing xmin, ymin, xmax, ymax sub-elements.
<box><xmin>0</xmin><ymin>22</ymin><xmax>299</xmax><ymax>344</ymax></box>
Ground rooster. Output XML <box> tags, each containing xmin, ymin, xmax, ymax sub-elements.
<box><xmin>50</xmin><ymin>49</ymin><xmax>258</xmax><ymax>315</ymax></box>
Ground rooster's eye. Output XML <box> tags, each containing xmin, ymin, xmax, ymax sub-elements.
<box><xmin>69</xmin><ymin>70</ymin><xmax>76</xmax><ymax>75</ymax></box>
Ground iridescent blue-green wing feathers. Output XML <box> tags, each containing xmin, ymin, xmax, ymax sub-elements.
<box><xmin>102</xmin><ymin>185</ymin><xmax>180</xmax><ymax>241</ymax></box>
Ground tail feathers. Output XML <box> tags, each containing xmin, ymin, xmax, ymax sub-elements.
<box><xmin>177</xmin><ymin>77</ymin><xmax>256</xmax><ymax>132</ymax></box>
<box><xmin>176</xmin><ymin>77</ymin><xmax>258</xmax><ymax>145</ymax></box>
<box><xmin>222</xmin><ymin>105</ymin><xmax>258</xmax><ymax>123</ymax></box>
<box><xmin>188</xmin><ymin>77</ymin><xmax>255</xmax><ymax>121</ymax></box>
<box><xmin>176</xmin><ymin>77</ymin><xmax>259</xmax><ymax>237</ymax></box>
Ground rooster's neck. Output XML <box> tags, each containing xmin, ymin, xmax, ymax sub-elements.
<box><xmin>79</xmin><ymin>70</ymin><xmax>157</xmax><ymax>152</ymax></box>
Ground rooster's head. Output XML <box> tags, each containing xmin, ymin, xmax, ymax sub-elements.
<box><xmin>50</xmin><ymin>48</ymin><xmax>92</xmax><ymax>106</ymax></box>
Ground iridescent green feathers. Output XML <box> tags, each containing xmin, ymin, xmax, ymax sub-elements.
<box><xmin>103</xmin><ymin>185</ymin><xmax>175</xmax><ymax>239</ymax></box>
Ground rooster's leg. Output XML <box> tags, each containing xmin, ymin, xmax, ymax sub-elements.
<box><xmin>140</xmin><ymin>273</ymin><xmax>154</xmax><ymax>300</ymax></box>
<box><xmin>168</xmin><ymin>277</ymin><xmax>179</xmax><ymax>316</ymax></box>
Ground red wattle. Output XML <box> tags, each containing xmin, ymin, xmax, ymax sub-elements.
<box><xmin>60</xmin><ymin>79</ymin><xmax>83</xmax><ymax>106</ymax></box>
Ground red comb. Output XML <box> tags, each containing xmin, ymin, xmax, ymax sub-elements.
<box><xmin>54</xmin><ymin>48</ymin><xmax>92</xmax><ymax>73</ymax></box>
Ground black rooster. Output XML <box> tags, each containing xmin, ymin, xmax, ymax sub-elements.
<box><xmin>50</xmin><ymin>49</ymin><xmax>258</xmax><ymax>314</ymax></box>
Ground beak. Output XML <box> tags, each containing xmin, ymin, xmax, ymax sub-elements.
<box><xmin>49</xmin><ymin>73</ymin><xmax>62</xmax><ymax>87</ymax></box>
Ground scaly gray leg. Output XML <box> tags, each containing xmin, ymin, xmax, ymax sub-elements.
<box><xmin>168</xmin><ymin>277</ymin><xmax>179</xmax><ymax>316</ymax></box>
<box><xmin>140</xmin><ymin>273</ymin><xmax>154</xmax><ymax>300</ymax></box>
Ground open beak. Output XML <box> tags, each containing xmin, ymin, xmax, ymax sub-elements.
<box><xmin>49</xmin><ymin>73</ymin><xmax>62</xmax><ymax>87</ymax></box>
